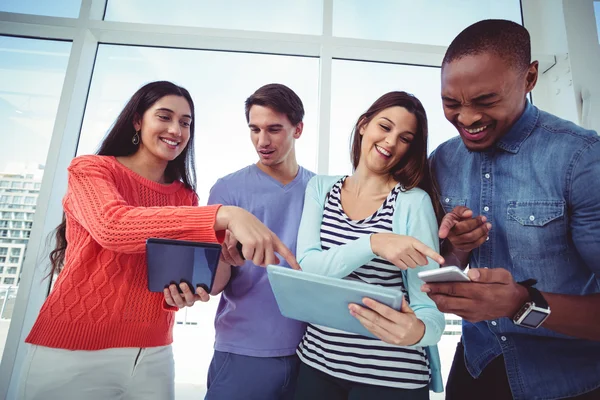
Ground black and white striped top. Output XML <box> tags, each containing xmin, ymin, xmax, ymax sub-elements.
<box><xmin>296</xmin><ymin>177</ymin><xmax>430</xmax><ymax>389</ymax></box>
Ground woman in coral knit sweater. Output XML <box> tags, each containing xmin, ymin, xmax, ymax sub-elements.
<box><xmin>18</xmin><ymin>81</ymin><xmax>298</xmax><ymax>400</ymax></box>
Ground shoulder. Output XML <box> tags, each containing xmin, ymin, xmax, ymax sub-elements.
<box><xmin>298</xmin><ymin>166</ymin><xmax>317</xmax><ymax>182</ymax></box>
<box><xmin>307</xmin><ymin>174</ymin><xmax>343</xmax><ymax>192</ymax></box>
<box><xmin>216</xmin><ymin>165</ymin><xmax>255</xmax><ymax>185</ymax></box>
<box><xmin>429</xmin><ymin>136</ymin><xmax>464</xmax><ymax>169</ymax></box>
<box><xmin>431</xmin><ymin>136</ymin><xmax>463</xmax><ymax>157</ymax></box>
<box><xmin>68</xmin><ymin>155</ymin><xmax>112</xmax><ymax>170</ymax></box>
<box><xmin>67</xmin><ymin>155</ymin><xmax>118</xmax><ymax>177</ymax></box>
<box><xmin>393</xmin><ymin>187</ymin><xmax>437</xmax><ymax>232</ymax></box>
<box><xmin>535</xmin><ymin>110</ymin><xmax>599</xmax><ymax>147</ymax></box>
<box><xmin>396</xmin><ymin>186</ymin><xmax>431</xmax><ymax>207</ymax></box>
<box><xmin>210</xmin><ymin>165</ymin><xmax>254</xmax><ymax>191</ymax></box>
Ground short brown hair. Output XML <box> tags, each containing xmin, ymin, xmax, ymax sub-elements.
<box><xmin>245</xmin><ymin>83</ymin><xmax>304</xmax><ymax>125</ymax></box>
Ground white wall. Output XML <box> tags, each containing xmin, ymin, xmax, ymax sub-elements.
<box><xmin>523</xmin><ymin>0</ymin><xmax>579</xmax><ymax>124</ymax></box>
<box><xmin>562</xmin><ymin>0</ymin><xmax>600</xmax><ymax>132</ymax></box>
<box><xmin>523</xmin><ymin>0</ymin><xmax>600</xmax><ymax>133</ymax></box>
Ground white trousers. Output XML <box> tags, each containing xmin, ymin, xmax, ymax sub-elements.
<box><xmin>18</xmin><ymin>344</ymin><xmax>175</xmax><ymax>400</ymax></box>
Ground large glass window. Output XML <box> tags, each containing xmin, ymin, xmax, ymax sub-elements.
<box><xmin>0</xmin><ymin>0</ymin><xmax>81</xmax><ymax>18</ymax></box>
<box><xmin>105</xmin><ymin>0</ymin><xmax>323</xmax><ymax>35</ymax></box>
<box><xmin>329</xmin><ymin>60</ymin><xmax>457</xmax><ymax>175</ymax></box>
<box><xmin>78</xmin><ymin>44</ymin><xmax>319</xmax><ymax>203</ymax></box>
<box><xmin>0</xmin><ymin>35</ymin><xmax>71</xmax><ymax>362</ymax></box>
<box><xmin>77</xmin><ymin>44</ymin><xmax>319</xmax><ymax>394</ymax></box>
<box><xmin>333</xmin><ymin>0</ymin><xmax>521</xmax><ymax>46</ymax></box>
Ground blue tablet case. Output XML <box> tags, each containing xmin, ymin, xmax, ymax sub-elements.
<box><xmin>267</xmin><ymin>265</ymin><xmax>404</xmax><ymax>339</ymax></box>
<box><xmin>146</xmin><ymin>238</ymin><xmax>221</xmax><ymax>293</ymax></box>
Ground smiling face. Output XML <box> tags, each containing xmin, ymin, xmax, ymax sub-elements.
<box><xmin>357</xmin><ymin>106</ymin><xmax>417</xmax><ymax>176</ymax></box>
<box><xmin>441</xmin><ymin>52</ymin><xmax>538</xmax><ymax>151</ymax></box>
<box><xmin>248</xmin><ymin>104</ymin><xmax>303</xmax><ymax>167</ymax></box>
<box><xmin>133</xmin><ymin>95</ymin><xmax>192</xmax><ymax>163</ymax></box>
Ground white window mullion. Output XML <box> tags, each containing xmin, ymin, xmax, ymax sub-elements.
<box><xmin>317</xmin><ymin>0</ymin><xmax>334</xmax><ymax>175</ymax></box>
<box><xmin>0</xmin><ymin>27</ymin><xmax>99</xmax><ymax>400</ymax></box>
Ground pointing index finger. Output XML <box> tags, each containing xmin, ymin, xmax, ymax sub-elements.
<box><xmin>273</xmin><ymin>237</ymin><xmax>301</xmax><ymax>270</ymax></box>
<box><xmin>413</xmin><ymin>241</ymin><xmax>445</xmax><ymax>265</ymax></box>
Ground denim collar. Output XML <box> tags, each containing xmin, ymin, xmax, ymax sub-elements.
<box><xmin>495</xmin><ymin>101</ymin><xmax>539</xmax><ymax>154</ymax></box>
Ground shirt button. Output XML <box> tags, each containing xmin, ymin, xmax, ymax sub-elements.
<box><xmin>485</xmin><ymin>173</ymin><xmax>490</xmax><ymax>179</ymax></box>
<box><xmin>501</xmin><ymin>336</ymin><xmax>507</xmax><ymax>341</ymax></box>
<box><xmin>484</xmin><ymin>206</ymin><xmax>490</xmax><ymax>212</ymax></box>
<box><xmin>486</xmin><ymin>236</ymin><xmax>490</xmax><ymax>241</ymax></box>
<box><xmin>491</xmin><ymin>321</ymin><xmax>497</xmax><ymax>326</ymax></box>
<box><xmin>445</xmin><ymin>198</ymin><xmax>450</xmax><ymax>203</ymax></box>
<box><xmin>529</xmin><ymin>215</ymin><xmax>535</xmax><ymax>221</ymax></box>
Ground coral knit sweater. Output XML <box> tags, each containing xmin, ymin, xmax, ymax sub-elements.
<box><xmin>26</xmin><ymin>155</ymin><xmax>223</xmax><ymax>350</ymax></box>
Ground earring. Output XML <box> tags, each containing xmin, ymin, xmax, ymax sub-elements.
<box><xmin>132</xmin><ymin>131</ymin><xmax>140</xmax><ymax>145</ymax></box>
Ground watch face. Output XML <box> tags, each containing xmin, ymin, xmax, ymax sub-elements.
<box><xmin>520</xmin><ymin>309</ymin><xmax>549</xmax><ymax>328</ymax></box>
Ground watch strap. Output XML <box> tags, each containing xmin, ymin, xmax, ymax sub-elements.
<box><xmin>517</xmin><ymin>279</ymin><xmax>549</xmax><ymax>309</ymax></box>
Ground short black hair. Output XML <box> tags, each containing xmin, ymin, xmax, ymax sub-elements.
<box><xmin>443</xmin><ymin>19</ymin><xmax>531</xmax><ymax>71</ymax></box>
<box><xmin>245</xmin><ymin>83</ymin><xmax>304</xmax><ymax>126</ymax></box>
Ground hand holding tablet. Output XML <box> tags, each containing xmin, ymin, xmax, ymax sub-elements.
<box><xmin>267</xmin><ymin>265</ymin><xmax>404</xmax><ymax>339</ymax></box>
<box><xmin>146</xmin><ymin>238</ymin><xmax>222</xmax><ymax>293</ymax></box>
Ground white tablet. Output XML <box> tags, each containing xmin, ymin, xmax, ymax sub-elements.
<box><xmin>267</xmin><ymin>265</ymin><xmax>404</xmax><ymax>339</ymax></box>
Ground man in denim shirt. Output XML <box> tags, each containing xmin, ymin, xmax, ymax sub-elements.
<box><xmin>426</xmin><ymin>20</ymin><xmax>600</xmax><ymax>400</ymax></box>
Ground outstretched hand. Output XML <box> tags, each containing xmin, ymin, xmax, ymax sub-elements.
<box><xmin>217</xmin><ymin>206</ymin><xmax>301</xmax><ymax>270</ymax></box>
<box><xmin>371</xmin><ymin>233</ymin><xmax>444</xmax><ymax>270</ymax></box>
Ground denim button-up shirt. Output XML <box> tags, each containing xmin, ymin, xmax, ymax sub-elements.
<box><xmin>430</xmin><ymin>102</ymin><xmax>600</xmax><ymax>400</ymax></box>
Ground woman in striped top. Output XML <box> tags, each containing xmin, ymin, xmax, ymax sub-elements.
<box><xmin>294</xmin><ymin>92</ymin><xmax>445</xmax><ymax>399</ymax></box>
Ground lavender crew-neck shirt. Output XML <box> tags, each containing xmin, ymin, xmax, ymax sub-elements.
<box><xmin>207</xmin><ymin>164</ymin><xmax>315</xmax><ymax>357</ymax></box>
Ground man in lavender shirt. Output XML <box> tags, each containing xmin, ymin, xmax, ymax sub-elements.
<box><xmin>205</xmin><ymin>84</ymin><xmax>313</xmax><ymax>399</ymax></box>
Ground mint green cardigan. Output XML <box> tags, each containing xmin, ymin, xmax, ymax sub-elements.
<box><xmin>296</xmin><ymin>175</ymin><xmax>444</xmax><ymax>393</ymax></box>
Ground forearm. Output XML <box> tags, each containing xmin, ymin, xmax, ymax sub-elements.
<box><xmin>214</xmin><ymin>205</ymin><xmax>233</xmax><ymax>231</ymax></box>
<box><xmin>210</xmin><ymin>261</ymin><xmax>231</xmax><ymax>295</ymax></box>
<box><xmin>299</xmin><ymin>235</ymin><xmax>375</xmax><ymax>277</ymax></box>
<box><xmin>540</xmin><ymin>293</ymin><xmax>600</xmax><ymax>341</ymax></box>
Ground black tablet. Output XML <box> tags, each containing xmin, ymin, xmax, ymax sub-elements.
<box><xmin>146</xmin><ymin>238</ymin><xmax>221</xmax><ymax>293</ymax></box>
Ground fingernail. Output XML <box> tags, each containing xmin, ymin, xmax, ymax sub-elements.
<box><xmin>421</xmin><ymin>285</ymin><xmax>431</xmax><ymax>293</ymax></box>
<box><xmin>486</xmin><ymin>223</ymin><xmax>492</xmax><ymax>230</ymax></box>
<box><xmin>470</xmin><ymin>269</ymin><xmax>480</xmax><ymax>281</ymax></box>
<box><xmin>348</xmin><ymin>304</ymin><xmax>356</xmax><ymax>312</ymax></box>
<box><xmin>164</xmin><ymin>284</ymin><xmax>169</xmax><ymax>290</ymax></box>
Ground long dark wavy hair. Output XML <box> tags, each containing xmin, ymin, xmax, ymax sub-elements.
<box><xmin>350</xmin><ymin>91</ymin><xmax>442</xmax><ymax>220</ymax></box>
<box><xmin>48</xmin><ymin>81</ymin><xmax>197</xmax><ymax>278</ymax></box>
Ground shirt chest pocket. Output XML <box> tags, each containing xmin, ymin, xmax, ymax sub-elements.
<box><xmin>440</xmin><ymin>196</ymin><xmax>467</xmax><ymax>214</ymax></box>
<box><xmin>506</xmin><ymin>200</ymin><xmax>568</xmax><ymax>260</ymax></box>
